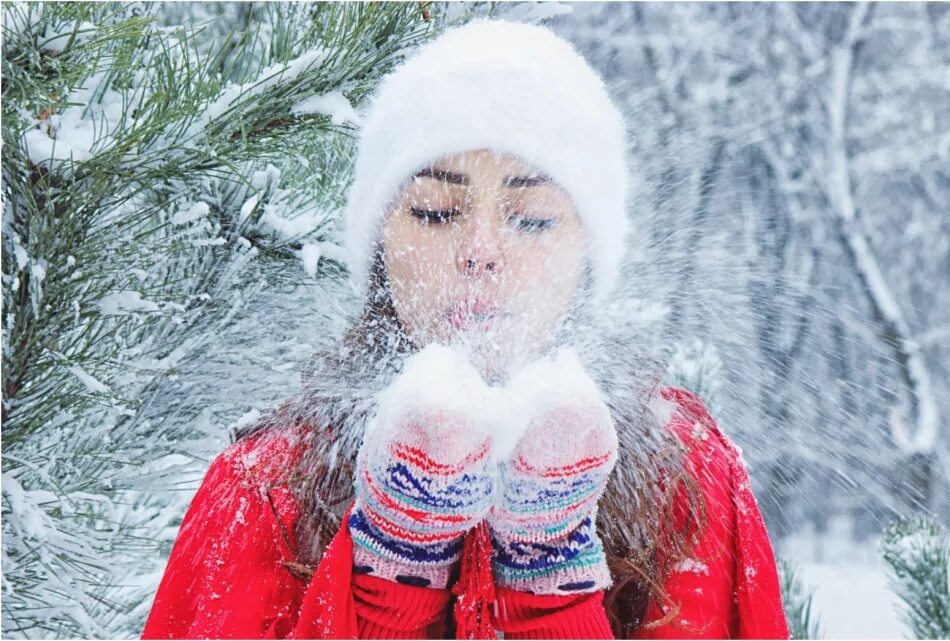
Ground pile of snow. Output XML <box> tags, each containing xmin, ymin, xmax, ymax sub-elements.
<box><xmin>181</xmin><ymin>47</ymin><xmax>330</xmax><ymax>142</ymax></box>
<box><xmin>367</xmin><ymin>344</ymin><xmax>504</xmax><ymax>459</ymax></box>
<box><xmin>21</xmin><ymin>67</ymin><xmax>133</xmax><ymax>172</ymax></box>
<box><xmin>291</xmin><ymin>90</ymin><xmax>360</xmax><ymax>126</ymax></box>
<box><xmin>366</xmin><ymin>344</ymin><xmax>610</xmax><ymax>465</ymax></box>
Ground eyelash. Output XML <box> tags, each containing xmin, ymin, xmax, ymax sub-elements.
<box><xmin>408</xmin><ymin>207</ymin><xmax>556</xmax><ymax>233</ymax></box>
<box><xmin>509</xmin><ymin>215</ymin><xmax>556</xmax><ymax>233</ymax></box>
<box><xmin>409</xmin><ymin>207</ymin><xmax>460</xmax><ymax>224</ymax></box>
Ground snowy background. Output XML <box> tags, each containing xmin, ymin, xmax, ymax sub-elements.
<box><xmin>2</xmin><ymin>2</ymin><xmax>947</xmax><ymax>638</ymax></box>
<box><xmin>542</xmin><ymin>4</ymin><xmax>950</xmax><ymax>637</ymax></box>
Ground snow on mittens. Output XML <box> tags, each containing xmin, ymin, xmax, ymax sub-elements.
<box><xmin>351</xmin><ymin>344</ymin><xmax>618</xmax><ymax>595</ymax></box>
<box><xmin>488</xmin><ymin>348</ymin><xmax>617</xmax><ymax>595</ymax></box>
<box><xmin>351</xmin><ymin>345</ymin><xmax>496</xmax><ymax>589</ymax></box>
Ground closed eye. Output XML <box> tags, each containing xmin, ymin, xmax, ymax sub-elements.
<box><xmin>509</xmin><ymin>215</ymin><xmax>556</xmax><ymax>233</ymax></box>
<box><xmin>409</xmin><ymin>207</ymin><xmax>460</xmax><ymax>224</ymax></box>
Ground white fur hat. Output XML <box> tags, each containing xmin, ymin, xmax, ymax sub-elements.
<box><xmin>342</xmin><ymin>18</ymin><xmax>631</xmax><ymax>302</ymax></box>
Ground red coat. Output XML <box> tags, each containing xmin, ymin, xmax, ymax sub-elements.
<box><xmin>141</xmin><ymin>387</ymin><xmax>790</xmax><ymax>639</ymax></box>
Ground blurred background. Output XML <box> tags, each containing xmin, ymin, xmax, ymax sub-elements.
<box><xmin>2</xmin><ymin>2</ymin><xmax>947</xmax><ymax>638</ymax></box>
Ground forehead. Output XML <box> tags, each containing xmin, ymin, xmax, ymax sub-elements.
<box><xmin>435</xmin><ymin>148</ymin><xmax>538</xmax><ymax>173</ymax></box>
<box><xmin>410</xmin><ymin>148</ymin><xmax>555</xmax><ymax>189</ymax></box>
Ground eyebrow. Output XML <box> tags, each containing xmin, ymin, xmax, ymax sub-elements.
<box><xmin>505</xmin><ymin>173</ymin><xmax>551</xmax><ymax>188</ymax></box>
<box><xmin>413</xmin><ymin>166</ymin><xmax>552</xmax><ymax>188</ymax></box>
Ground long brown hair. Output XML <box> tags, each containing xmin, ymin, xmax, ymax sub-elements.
<box><xmin>235</xmin><ymin>248</ymin><xmax>706</xmax><ymax>638</ymax></box>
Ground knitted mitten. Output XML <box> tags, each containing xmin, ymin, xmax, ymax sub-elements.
<box><xmin>348</xmin><ymin>345</ymin><xmax>495</xmax><ymax>589</ymax></box>
<box><xmin>488</xmin><ymin>349</ymin><xmax>618</xmax><ymax>595</ymax></box>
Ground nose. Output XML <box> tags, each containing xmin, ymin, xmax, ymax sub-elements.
<box><xmin>456</xmin><ymin>205</ymin><xmax>506</xmax><ymax>278</ymax></box>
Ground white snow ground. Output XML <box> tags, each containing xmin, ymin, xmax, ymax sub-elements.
<box><xmin>778</xmin><ymin>517</ymin><xmax>908</xmax><ymax>639</ymax></box>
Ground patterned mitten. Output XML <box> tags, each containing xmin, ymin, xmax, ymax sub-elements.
<box><xmin>348</xmin><ymin>344</ymin><xmax>496</xmax><ymax>589</ymax></box>
<box><xmin>489</xmin><ymin>349</ymin><xmax>618</xmax><ymax>595</ymax></box>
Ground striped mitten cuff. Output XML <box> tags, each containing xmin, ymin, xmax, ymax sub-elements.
<box><xmin>349</xmin><ymin>408</ymin><xmax>495</xmax><ymax>590</ymax></box>
<box><xmin>490</xmin><ymin>513</ymin><xmax>612</xmax><ymax>595</ymax></box>
<box><xmin>489</xmin><ymin>352</ymin><xmax>618</xmax><ymax>595</ymax></box>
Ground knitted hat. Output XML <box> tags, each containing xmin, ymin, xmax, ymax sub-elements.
<box><xmin>343</xmin><ymin>18</ymin><xmax>631</xmax><ymax>302</ymax></box>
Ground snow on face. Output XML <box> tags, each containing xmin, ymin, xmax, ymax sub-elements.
<box><xmin>380</xmin><ymin>148</ymin><xmax>588</xmax><ymax>381</ymax></box>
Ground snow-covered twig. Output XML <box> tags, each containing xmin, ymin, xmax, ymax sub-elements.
<box><xmin>824</xmin><ymin>2</ymin><xmax>939</xmax><ymax>456</ymax></box>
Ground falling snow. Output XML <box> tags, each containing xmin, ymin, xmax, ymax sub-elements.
<box><xmin>3</xmin><ymin>2</ymin><xmax>946</xmax><ymax>639</ymax></box>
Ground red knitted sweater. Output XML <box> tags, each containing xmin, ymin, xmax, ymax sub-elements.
<box><xmin>141</xmin><ymin>387</ymin><xmax>790</xmax><ymax>639</ymax></box>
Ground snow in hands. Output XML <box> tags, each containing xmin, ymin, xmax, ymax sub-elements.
<box><xmin>359</xmin><ymin>343</ymin><xmax>620</xmax><ymax>596</ymax></box>
<box><xmin>364</xmin><ymin>343</ymin><xmax>617</xmax><ymax>468</ymax></box>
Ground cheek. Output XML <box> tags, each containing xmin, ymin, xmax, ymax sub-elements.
<box><xmin>507</xmin><ymin>235</ymin><xmax>586</xmax><ymax>308</ymax></box>
<box><xmin>387</xmin><ymin>229</ymin><xmax>455</xmax><ymax>289</ymax></box>
<box><xmin>382</xmin><ymin>221</ymin><xmax>458</xmax><ymax>329</ymax></box>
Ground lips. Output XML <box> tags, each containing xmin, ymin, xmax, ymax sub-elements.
<box><xmin>448</xmin><ymin>299</ymin><xmax>502</xmax><ymax>331</ymax></box>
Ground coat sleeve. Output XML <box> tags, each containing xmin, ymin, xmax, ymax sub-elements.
<box><xmin>288</xmin><ymin>504</ymin><xmax>453</xmax><ymax>640</ymax></box>
<box><xmin>724</xmin><ymin>433</ymin><xmax>790</xmax><ymax>639</ymax></box>
<box><xmin>634</xmin><ymin>388</ymin><xmax>790</xmax><ymax>640</ymax></box>
<box><xmin>141</xmin><ymin>441</ymin><xmax>305</xmax><ymax>640</ymax></box>
<box><xmin>492</xmin><ymin>588</ymin><xmax>614</xmax><ymax>639</ymax></box>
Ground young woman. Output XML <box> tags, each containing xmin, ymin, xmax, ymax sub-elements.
<box><xmin>141</xmin><ymin>19</ymin><xmax>790</xmax><ymax>640</ymax></box>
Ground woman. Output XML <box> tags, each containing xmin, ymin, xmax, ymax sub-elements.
<box><xmin>141</xmin><ymin>19</ymin><xmax>789</xmax><ymax>640</ymax></box>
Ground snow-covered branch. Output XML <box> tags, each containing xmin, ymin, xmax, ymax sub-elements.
<box><xmin>824</xmin><ymin>2</ymin><xmax>940</xmax><ymax>455</ymax></box>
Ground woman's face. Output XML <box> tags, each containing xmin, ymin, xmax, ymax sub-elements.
<box><xmin>381</xmin><ymin>148</ymin><xmax>587</xmax><ymax>376</ymax></box>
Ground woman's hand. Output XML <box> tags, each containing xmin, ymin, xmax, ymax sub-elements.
<box><xmin>349</xmin><ymin>344</ymin><xmax>496</xmax><ymax>589</ymax></box>
<box><xmin>488</xmin><ymin>348</ymin><xmax>618</xmax><ymax>595</ymax></box>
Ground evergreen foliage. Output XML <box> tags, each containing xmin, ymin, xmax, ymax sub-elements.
<box><xmin>778</xmin><ymin>557</ymin><xmax>823</xmax><ymax>640</ymax></box>
<box><xmin>881</xmin><ymin>518</ymin><xmax>950</xmax><ymax>640</ymax></box>
<box><xmin>1</xmin><ymin>2</ymin><xmax>487</xmax><ymax>636</ymax></box>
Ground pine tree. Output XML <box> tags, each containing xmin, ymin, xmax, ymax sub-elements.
<box><xmin>664</xmin><ymin>338</ymin><xmax>725</xmax><ymax>415</ymax></box>
<box><xmin>1</xmin><ymin>2</ymin><xmax>492</xmax><ymax>636</ymax></box>
<box><xmin>778</xmin><ymin>558</ymin><xmax>822</xmax><ymax>639</ymax></box>
<box><xmin>881</xmin><ymin>518</ymin><xmax>950</xmax><ymax>640</ymax></box>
